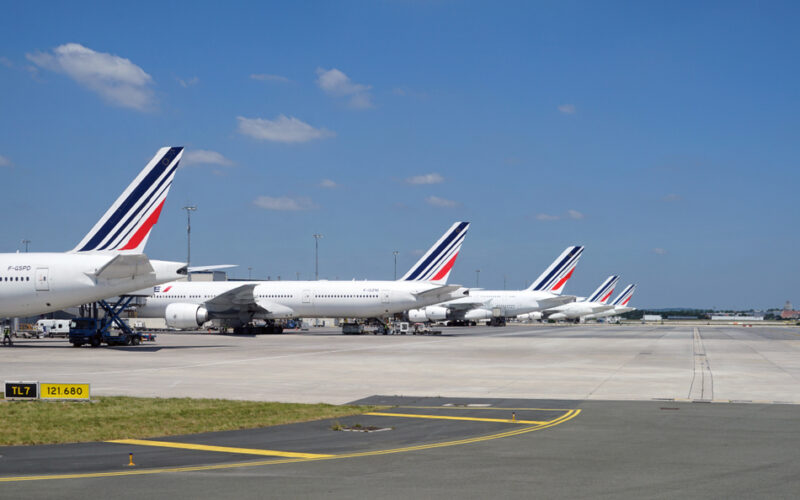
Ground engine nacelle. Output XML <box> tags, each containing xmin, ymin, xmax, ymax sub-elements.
<box><xmin>407</xmin><ymin>309</ymin><xmax>429</xmax><ymax>323</ymax></box>
<box><xmin>165</xmin><ymin>303</ymin><xmax>209</xmax><ymax>329</ymax></box>
<box><xmin>517</xmin><ymin>312</ymin><xmax>543</xmax><ymax>321</ymax></box>
<box><xmin>464</xmin><ymin>308</ymin><xmax>493</xmax><ymax>321</ymax></box>
<box><xmin>424</xmin><ymin>306</ymin><xmax>449</xmax><ymax>321</ymax></box>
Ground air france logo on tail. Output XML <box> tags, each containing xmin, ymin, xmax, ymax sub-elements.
<box><xmin>401</xmin><ymin>222</ymin><xmax>469</xmax><ymax>284</ymax></box>
<box><xmin>528</xmin><ymin>246</ymin><xmax>584</xmax><ymax>293</ymax></box>
<box><xmin>612</xmin><ymin>284</ymin><xmax>636</xmax><ymax>306</ymax></box>
<box><xmin>588</xmin><ymin>275</ymin><xmax>620</xmax><ymax>304</ymax></box>
<box><xmin>71</xmin><ymin>147</ymin><xmax>184</xmax><ymax>254</ymax></box>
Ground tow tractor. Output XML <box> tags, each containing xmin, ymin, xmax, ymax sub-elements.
<box><xmin>69</xmin><ymin>297</ymin><xmax>143</xmax><ymax>347</ymax></box>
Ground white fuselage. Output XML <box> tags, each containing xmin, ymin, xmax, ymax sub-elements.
<box><xmin>136</xmin><ymin>279</ymin><xmax>464</xmax><ymax>322</ymax></box>
<box><xmin>0</xmin><ymin>252</ymin><xmax>185</xmax><ymax>317</ymax></box>
<box><xmin>418</xmin><ymin>289</ymin><xmax>574</xmax><ymax>321</ymax></box>
<box><xmin>546</xmin><ymin>299</ymin><xmax>615</xmax><ymax>320</ymax></box>
<box><xmin>584</xmin><ymin>306</ymin><xmax>635</xmax><ymax>320</ymax></box>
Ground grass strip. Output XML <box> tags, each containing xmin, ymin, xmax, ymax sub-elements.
<box><xmin>0</xmin><ymin>393</ymin><xmax>381</xmax><ymax>445</ymax></box>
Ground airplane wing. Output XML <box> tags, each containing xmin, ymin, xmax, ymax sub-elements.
<box><xmin>442</xmin><ymin>301</ymin><xmax>486</xmax><ymax>312</ymax></box>
<box><xmin>90</xmin><ymin>254</ymin><xmax>155</xmax><ymax>280</ymax></box>
<box><xmin>253</xmin><ymin>298</ymin><xmax>295</xmax><ymax>318</ymax></box>
<box><xmin>204</xmin><ymin>284</ymin><xmax>259</xmax><ymax>313</ymax></box>
<box><xmin>203</xmin><ymin>284</ymin><xmax>295</xmax><ymax>318</ymax></box>
<box><xmin>413</xmin><ymin>285</ymin><xmax>468</xmax><ymax>302</ymax></box>
<box><xmin>538</xmin><ymin>295</ymin><xmax>576</xmax><ymax>309</ymax></box>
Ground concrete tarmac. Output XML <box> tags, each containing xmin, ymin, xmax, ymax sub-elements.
<box><xmin>1</xmin><ymin>324</ymin><xmax>798</xmax><ymax>404</ymax></box>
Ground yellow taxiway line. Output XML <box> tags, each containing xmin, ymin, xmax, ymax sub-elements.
<box><xmin>365</xmin><ymin>411</ymin><xmax>547</xmax><ymax>425</ymax></box>
<box><xmin>0</xmin><ymin>409</ymin><xmax>581</xmax><ymax>483</ymax></box>
<box><xmin>107</xmin><ymin>439</ymin><xmax>332</xmax><ymax>459</ymax></box>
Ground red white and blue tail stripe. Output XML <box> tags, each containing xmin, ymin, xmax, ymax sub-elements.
<box><xmin>401</xmin><ymin>222</ymin><xmax>469</xmax><ymax>284</ymax></box>
<box><xmin>611</xmin><ymin>284</ymin><xmax>636</xmax><ymax>307</ymax></box>
<box><xmin>71</xmin><ymin>147</ymin><xmax>184</xmax><ymax>254</ymax></box>
<box><xmin>527</xmin><ymin>245</ymin><xmax>584</xmax><ymax>293</ymax></box>
<box><xmin>587</xmin><ymin>275</ymin><xmax>620</xmax><ymax>304</ymax></box>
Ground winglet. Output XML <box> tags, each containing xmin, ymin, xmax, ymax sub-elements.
<box><xmin>400</xmin><ymin>222</ymin><xmax>470</xmax><ymax>284</ymax></box>
<box><xmin>71</xmin><ymin>147</ymin><xmax>184</xmax><ymax>254</ymax></box>
<box><xmin>527</xmin><ymin>246</ymin><xmax>584</xmax><ymax>294</ymax></box>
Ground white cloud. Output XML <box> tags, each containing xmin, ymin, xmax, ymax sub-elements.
<box><xmin>182</xmin><ymin>149</ymin><xmax>233</xmax><ymax>167</ymax></box>
<box><xmin>392</xmin><ymin>87</ymin><xmax>427</xmax><ymax>99</ymax></box>
<box><xmin>0</xmin><ymin>155</ymin><xmax>11</xmax><ymax>167</ymax></box>
<box><xmin>250</xmin><ymin>73</ymin><xmax>290</xmax><ymax>83</ymax></box>
<box><xmin>653</xmin><ymin>248</ymin><xmax>668</xmax><ymax>255</ymax></box>
<box><xmin>253</xmin><ymin>196</ymin><xmax>318</xmax><ymax>211</ymax></box>
<box><xmin>662</xmin><ymin>193</ymin><xmax>682</xmax><ymax>202</ymax></box>
<box><xmin>316</xmin><ymin>67</ymin><xmax>373</xmax><ymax>109</ymax></box>
<box><xmin>178</xmin><ymin>76</ymin><xmax>199</xmax><ymax>88</ymax></box>
<box><xmin>319</xmin><ymin>179</ymin><xmax>338</xmax><ymax>188</ymax></box>
<box><xmin>558</xmin><ymin>104</ymin><xmax>576</xmax><ymax>114</ymax></box>
<box><xmin>536</xmin><ymin>213</ymin><xmax>561</xmax><ymax>221</ymax></box>
<box><xmin>567</xmin><ymin>209</ymin><xmax>584</xmax><ymax>219</ymax></box>
<box><xmin>426</xmin><ymin>196</ymin><xmax>458</xmax><ymax>208</ymax></box>
<box><xmin>26</xmin><ymin>43</ymin><xmax>155</xmax><ymax>111</ymax></box>
<box><xmin>237</xmin><ymin>115</ymin><xmax>335</xmax><ymax>143</ymax></box>
<box><xmin>406</xmin><ymin>173</ymin><xmax>444</xmax><ymax>185</ymax></box>
<box><xmin>537</xmin><ymin>209</ymin><xmax>584</xmax><ymax>221</ymax></box>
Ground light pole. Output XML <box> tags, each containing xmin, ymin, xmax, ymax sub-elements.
<box><xmin>21</xmin><ymin>239</ymin><xmax>30</xmax><ymax>253</ymax></box>
<box><xmin>393</xmin><ymin>251</ymin><xmax>399</xmax><ymax>280</ymax></box>
<box><xmin>248</xmin><ymin>267</ymin><xmax>253</xmax><ymax>280</ymax></box>
<box><xmin>475</xmin><ymin>269</ymin><xmax>480</xmax><ymax>287</ymax></box>
<box><xmin>503</xmin><ymin>274</ymin><xmax>507</xmax><ymax>290</ymax></box>
<box><xmin>183</xmin><ymin>205</ymin><xmax>197</xmax><ymax>281</ymax></box>
<box><xmin>313</xmin><ymin>234</ymin><xmax>323</xmax><ymax>280</ymax></box>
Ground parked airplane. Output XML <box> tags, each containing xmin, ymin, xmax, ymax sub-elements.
<box><xmin>542</xmin><ymin>275</ymin><xmax>620</xmax><ymax>321</ymax></box>
<box><xmin>406</xmin><ymin>245</ymin><xmax>584</xmax><ymax>325</ymax></box>
<box><xmin>135</xmin><ymin>222</ymin><xmax>471</xmax><ymax>329</ymax></box>
<box><xmin>583</xmin><ymin>284</ymin><xmax>637</xmax><ymax>320</ymax></box>
<box><xmin>0</xmin><ymin>147</ymin><xmax>187</xmax><ymax>318</ymax></box>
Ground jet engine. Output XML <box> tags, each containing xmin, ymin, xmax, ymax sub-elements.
<box><xmin>517</xmin><ymin>312</ymin><xmax>543</xmax><ymax>321</ymax></box>
<box><xmin>464</xmin><ymin>308</ymin><xmax>493</xmax><ymax>321</ymax></box>
<box><xmin>424</xmin><ymin>306</ymin><xmax>449</xmax><ymax>321</ymax></box>
<box><xmin>407</xmin><ymin>309</ymin><xmax>429</xmax><ymax>323</ymax></box>
<box><xmin>165</xmin><ymin>303</ymin><xmax>209</xmax><ymax>329</ymax></box>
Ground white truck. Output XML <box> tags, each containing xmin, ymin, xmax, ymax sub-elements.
<box><xmin>36</xmin><ymin>319</ymin><xmax>71</xmax><ymax>337</ymax></box>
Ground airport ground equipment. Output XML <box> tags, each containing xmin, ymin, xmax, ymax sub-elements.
<box><xmin>68</xmin><ymin>297</ymin><xmax>142</xmax><ymax>347</ymax></box>
<box><xmin>231</xmin><ymin>323</ymin><xmax>284</xmax><ymax>335</ymax></box>
<box><xmin>342</xmin><ymin>322</ymin><xmax>364</xmax><ymax>334</ymax></box>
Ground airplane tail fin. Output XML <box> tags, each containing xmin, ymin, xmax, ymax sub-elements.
<box><xmin>71</xmin><ymin>147</ymin><xmax>184</xmax><ymax>254</ymax></box>
<box><xmin>612</xmin><ymin>284</ymin><xmax>636</xmax><ymax>307</ymax></box>
<box><xmin>527</xmin><ymin>245</ymin><xmax>584</xmax><ymax>294</ymax></box>
<box><xmin>400</xmin><ymin>222</ymin><xmax>470</xmax><ymax>284</ymax></box>
<box><xmin>587</xmin><ymin>275</ymin><xmax>620</xmax><ymax>304</ymax></box>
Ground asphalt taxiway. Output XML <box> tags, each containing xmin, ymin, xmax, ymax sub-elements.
<box><xmin>1</xmin><ymin>396</ymin><xmax>798</xmax><ymax>499</ymax></box>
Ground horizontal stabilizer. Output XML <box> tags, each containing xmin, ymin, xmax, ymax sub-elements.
<box><xmin>90</xmin><ymin>254</ymin><xmax>154</xmax><ymax>280</ymax></box>
<box><xmin>188</xmin><ymin>264</ymin><xmax>238</xmax><ymax>273</ymax></box>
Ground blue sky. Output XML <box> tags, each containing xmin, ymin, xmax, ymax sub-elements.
<box><xmin>1</xmin><ymin>1</ymin><xmax>798</xmax><ymax>309</ymax></box>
